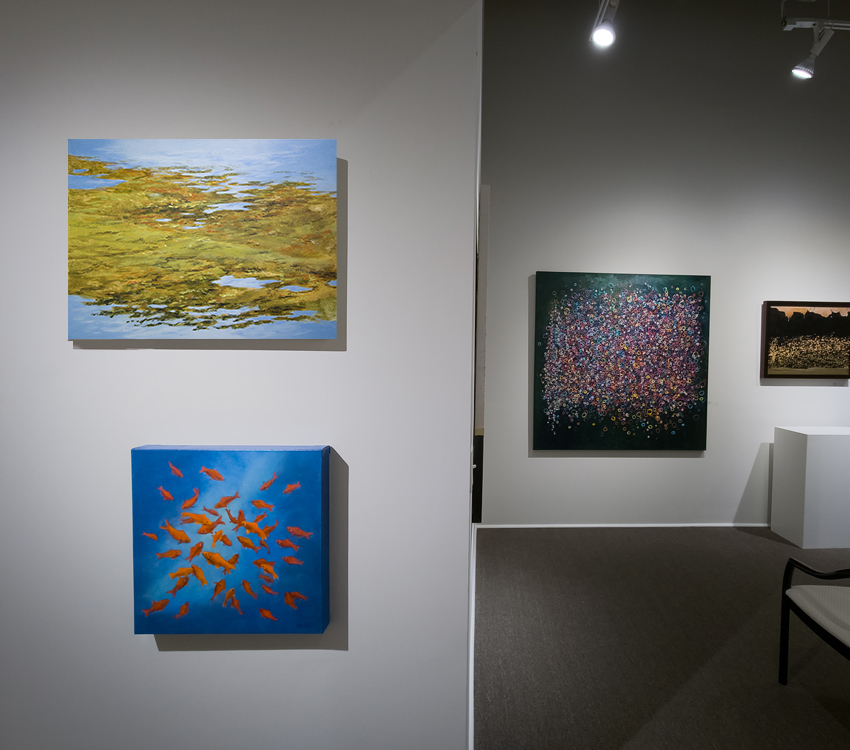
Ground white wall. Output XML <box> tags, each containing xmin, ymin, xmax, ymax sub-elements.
<box><xmin>480</xmin><ymin>0</ymin><xmax>850</xmax><ymax>525</ymax></box>
<box><xmin>0</xmin><ymin>2</ymin><xmax>481</xmax><ymax>749</ymax></box>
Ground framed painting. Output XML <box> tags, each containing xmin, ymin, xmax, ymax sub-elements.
<box><xmin>69</xmin><ymin>139</ymin><xmax>337</xmax><ymax>340</ymax></box>
<box><xmin>533</xmin><ymin>272</ymin><xmax>711</xmax><ymax>451</ymax></box>
<box><xmin>132</xmin><ymin>445</ymin><xmax>330</xmax><ymax>634</ymax></box>
<box><xmin>761</xmin><ymin>301</ymin><xmax>850</xmax><ymax>378</ymax></box>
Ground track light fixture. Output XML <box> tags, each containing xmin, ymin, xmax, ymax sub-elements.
<box><xmin>591</xmin><ymin>0</ymin><xmax>620</xmax><ymax>48</ymax></box>
<box><xmin>782</xmin><ymin>0</ymin><xmax>850</xmax><ymax>79</ymax></box>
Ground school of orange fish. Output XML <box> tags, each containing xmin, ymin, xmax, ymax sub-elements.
<box><xmin>141</xmin><ymin>461</ymin><xmax>312</xmax><ymax>625</ymax></box>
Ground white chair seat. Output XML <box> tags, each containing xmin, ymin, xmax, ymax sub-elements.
<box><xmin>787</xmin><ymin>585</ymin><xmax>850</xmax><ymax>648</ymax></box>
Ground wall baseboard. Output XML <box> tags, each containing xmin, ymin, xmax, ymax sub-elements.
<box><xmin>474</xmin><ymin>522</ymin><xmax>770</xmax><ymax>529</ymax></box>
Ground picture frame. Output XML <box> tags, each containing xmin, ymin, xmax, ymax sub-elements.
<box><xmin>761</xmin><ymin>301</ymin><xmax>850</xmax><ymax>379</ymax></box>
<box><xmin>533</xmin><ymin>272</ymin><xmax>710</xmax><ymax>451</ymax></box>
<box><xmin>131</xmin><ymin>445</ymin><xmax>330</xmax><ymax>635</ymax></box>
<box><xmin>69</xmin><ymin>139</ymin><xmax>337</xmax><ymax>341</ymax></box>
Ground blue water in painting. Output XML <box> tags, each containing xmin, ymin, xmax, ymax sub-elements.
<box><xmin>68</xmin><ymin>296</ymin><xmax>336</xmax><ymax>340</ymax></box>
<box><xmin>69</xmin><ymin>174</ymin><xmax>126</xmax><ymax>189</ymax></box>
<box><xmin>68</xmin><ymin>139</ymin><xmax>337</xmax><ymax>193</ymax></box>
<box><xmin>212</xmin><ymin>275</ymin><xmax>279</xmax><ymax>289</ymax></box>
<box><xmin>132</xmin><ymin>446</ymin><xmax>329</xmax><ymax>634</ymax></box>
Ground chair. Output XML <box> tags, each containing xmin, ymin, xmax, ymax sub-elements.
<box><xmin>779</xmin><ymin>557</ymin><xmax>850</xmax><ymax>685</ymax></box>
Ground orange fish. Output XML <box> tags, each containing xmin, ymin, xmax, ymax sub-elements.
<box><xmin>212</xmin><ymin>530</ymin><xmax>224</xmax><ymax>548</ymax></box>
<box><xmin>214</xmin><ymin>490</ymin><xmax>239</xmax><ymax>509</ymax></box>
<box><xmin>197</xmin><ymin>518</ymin><xmax>225</xmax><ymax>535</ymax></box>
<box><xmin>259</xmin><ymin>608</ymin><xmax>278</xmax><ymax>620</ymax></box>
<box><xmin>240</xmin><ymin>521</ymin><xmax>268</xmax><ymax>540</ymax></box>
<box><xmin>223</xmin><ymin>588</ymin><xmax>235</xmax><ymax>608</ymax></box>
<box><xmin>202</xmin><ymin>550</ymin><xmax>235</xmax><ymax>572</ymax></box>
<box><xmin>277</xmin><ymin>539</ymin><xmax>299</xmax><ymax>552</ymax></box>
<box><xmin>160</xmin><ymin>519</ymin><xmax>191</xmax><ymax>544</ymax></box>
<box><xmin>143</xmin><ymin>599</ymin><xmax>169</xmax><ymax>616</ymax></box>
<box><xmin>254</xmin><ymin>513</ymin><xmax>268</xmax><ymax>523</ymax></box>
<box><xmin>284</xmin><ymin>591</ymin><xmax>308</xmax><ymax>610</ymax></box>
<box><xmin>230</xmin><ymin>597</ymin><xmax>244</xmax><ymax>615</ymax></box>
<box><xmin>219</xmin><ymin>534</ymin><xmax>233</xmax><ymax>547</ymax></box>
<box><xmin>252</xmin><ymin>559</ymin><xmax>278</xmax><ymax>579</ymax></box>
<box><xmin>191</xmin><ymin>564</ymin><xmax>207</xmax><ymax>585</ymax></box>
<box><xmin>167</xmin><ymin>576</ymin><xmax>189</xmax><ymax>597</ymax></box>
<box><xmin>286</xmin><ymin>526</ymin><xmax>312</xmax><ymax>539</ymax></box>
<box><xmin>260</xmin><ymin>472</ymin><xmax>277</xmax><ymax>491</ymax></box>
<box><xmin>182</xmin><ymin>488</ymin><xmax>200</xmax><ymax>509</ymax></box>
<box><xmin>227</xmin><ymin>553</ymin><xmax>240</xmax><ymax>567</ymax></box>
<box><xmin>251</xmin><ymin>499</ymin><xmax>275</xmax><ymax>510</ymax></box>
<box><xmin>283</xmin><ymin>482</ymin><xmax>301</xmax><ymax>494</ymax></box>
<box><xmin>242</xmin><ymin>580</ymin><xmax>258</xmax><ymax>599</ymax></box>
<box><xmin>261</xmin><ymin>584</ymin><xmax>278</xmax><ymax>596</ymax></box>
<box><xmin>237</xmin><ymin>536</ymin><xmax>260</xmax><ymax>552</ymax></box>
<box><xmin>174</xmin><ymin>602</ymin><xmax>189</xmax><ymax>619</ymax></box>
<box><xmin>169</xmin><ymin>462</ymin><xmax>183</xmax><ymax>478</ymax></box>
<box><xmin>225</xmin><ymin>508</ymin><xmax>239</xmax><ymax>525</ymax></box>
<box><xmin>156</xmin><ymin>549</ymin><xmax>182</xmax><ymax>559</ymax></box>
<box><xmin>258</xmin><ymin>572</ymin><xmax>274</xmax><ymax>584</ymax></box>
<box><xmin>200</xmin><ymin>466</ymin><xmax>224</xmax><ymax>481</ymax></box>
<box><xmin>169</xmin><ymin>567</ymin><xmax>194</xmax><ymax>579</ymax></box>
<box><xmin>203</xmin><ymin>506</ymin><xmax>221</xmax><ymax>518</ymax></box>
<box><xmin>258</xmin><ymin>538</ymin><xmax>270</xmax><ymax>554</ymax></box>
<box><xmin>158</xmin><ymin>486</ymin><xmax>174</xmax><ymax>501</ymax></box>
<box><xmin>261</xmin><ymin>520</ymin><xmax>279</xmax><ymax>536</ymax></box>
<box><xmin>210</xmin><ymin>579</ymin><xmax>227</xmax><ymax>601</ymax></box>
<box><xmin>282</xmin><ymin>556</ymin><xmax>304</xmax><ymax>566</ymax></box>
<box><xmin>181</xmin><ymin>512</ymin><xmax>211</xmax><ymax>525</ymax></box>
<box><xmin>186</xmin><ymin>542</ymin><xmax>203</xmax><ymax>562</ymax></box>
<box><xmin>142</xmin><ymin>532</ymin><xmax>158</xmax><ymax>541</ymax></box>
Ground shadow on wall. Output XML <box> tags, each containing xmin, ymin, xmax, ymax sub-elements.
<box><xmin>154</xmin><ymin>448</ymin><xmax>349</xmax><ymax>652</ymax></box>
<box><xmin>734</xmin><ymin>442</ymin><xmax>772</xmax><ymax>525</ymax></box>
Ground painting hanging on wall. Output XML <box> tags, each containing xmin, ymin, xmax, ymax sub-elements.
<box><xmin>69</xmin><ymin>139</ymin><xmax>337</xmax><ymax>340</ymax></box>
<box><xmin>761</xmin><ymin>301</ymin><xmax>850</xmax><ymax>378</ymax></box>
<box><xmin>132</xmin><ymin>445</ymin><xmax>330</xmax><ymax>634</ymax></box>
<box><xmin>533</xmin><ymin>272</ymin><xmax>711</xmax><ymax>451</ymax></box>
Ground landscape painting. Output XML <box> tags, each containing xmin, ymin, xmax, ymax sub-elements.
<box><xmin>132</xmin><ymin>445</ymin><xmax>330</xmax><ymax>634</ymax></box>
<box><xmin>69</xmin><ymin>139</ymin><xmax>337</xmax><ymax>339</ymax></box>
<box><xmin>762</xmin><ymin>301</ymin><xmax>850</xmax><ymax>378</ymax></box>
<box><xmin>534</xmin><ymin>272</ymin><xmax>710</xmax><ymax>451</ymax></box>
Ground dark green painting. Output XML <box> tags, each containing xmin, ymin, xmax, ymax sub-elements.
<box><xmin>534</xmin><ymin>272</ymin><xmax>711</xmax><ymax>451</ymax></box>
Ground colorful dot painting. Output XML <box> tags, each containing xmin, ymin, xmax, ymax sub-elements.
<box><xmin>533</xmin><ymin>273</ymin><xmax>710</xmax><ymax>451</ymax></box>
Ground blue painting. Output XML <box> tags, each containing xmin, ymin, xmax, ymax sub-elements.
<box><xmin>132</xmin><ymin>445</ymin><xmax>330</xmax><ymax>634</ymax></box>
<box><xmin>69</xmin><ymin>139</ymin><xmax>337</xmax><ymax>340</ymax></box>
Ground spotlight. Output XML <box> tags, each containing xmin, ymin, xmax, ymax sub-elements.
<box><xmin>782</xmin><ymin>3</ymin><xmax>846</xmax><ymax>81</ymax></box>
<box><xmin>592</xmin><ymin>19</ymin><xmax>616</xmax><ymax>47</ymax></box>
<box><xmin>591</xmin><ymin>0</ymin><xmax>620</xmax><ymax>49</ymax></box>
<box><xmin>792</xmin><ymin>52</ymin><xmax>816</xmax><ymax>78</ymax></box>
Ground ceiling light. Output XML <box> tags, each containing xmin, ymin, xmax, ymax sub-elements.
<box><xmin>792</xmin><ymin>52</ymin><xmax>816</xmax><ymax>78</ymax></box>
<box><xmin>592</xmin><ymin>20</ymin><xmax>616</xmax><ymax>47</ymax></box>
<box><xmin>591</xmin><ymin>0</ymin><xmax>620</xmax><ymax>49</ymax></box>
<box><xmin>782</xmin><ymin>1</ymin><xmax>847</xmax><ymax>80</ymax></box>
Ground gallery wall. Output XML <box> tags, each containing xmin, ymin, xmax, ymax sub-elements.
<box><xmin>0</xmin><ymin>1</ymin><xmax>481</xmax><ymax>749</ymax></box>
<box><xmin>480</xmin><ymin>0</ymin><xmax>850</xmax><ymax>525</ymax></box>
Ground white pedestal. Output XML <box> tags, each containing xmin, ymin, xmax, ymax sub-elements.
<box><xmin>771</xmin><ymin>427</ymin><xmax>850</xmax><ymax>549</ymax></box>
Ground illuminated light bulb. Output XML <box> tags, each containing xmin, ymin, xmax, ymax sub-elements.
<box><xmin>792</xmin><ymin>53</ymin><xmax>816</xmax><ymax>79</ymax></box>
<box><xmin>592</xmin><ymin>20</ymin><xmax>616</xmax><ymax>48</ymax></box>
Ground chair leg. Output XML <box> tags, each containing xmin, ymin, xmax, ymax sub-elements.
<box><xmin>779</xmin><ymin>595</ymin><xmax>790</xmax><ymax>685</ymax></box>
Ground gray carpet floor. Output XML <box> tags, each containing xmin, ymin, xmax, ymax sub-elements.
<box><xmin>473</xmin><ymin>527</ymin><xmax>850</xmax><ymax>750</ymax></box>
